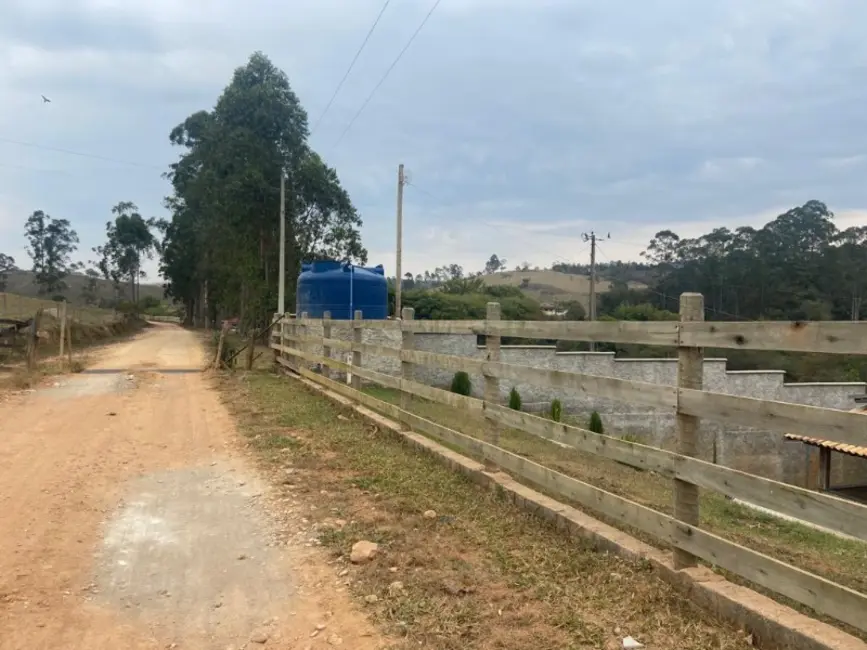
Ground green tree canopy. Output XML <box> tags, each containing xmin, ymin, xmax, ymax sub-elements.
<box><xmin>160</xmin><ymin>51</ymin><xmax>366</xmax><ymax>328</ymax></box>
<box><xmin>484</xmin><ymin>254</ymin><xmax>506</xmax><ymax>274</ymax></box>
<box><xmin>94</xmin><ymin>201</ymin><xmax>161</xmax><ymax>303</ymax></box>
<box><xmin>0</xmin><ymin>253</ymin><xmax>15</xmax><ymax>292</ymax></box>
<box><xmin>24</xmin><ymin>210</ymin><xmax>80</xmax><ymax>295</ymax></box>
<box><xmin>639</xmin><ymin>200</ymin><xmax>866</xmax><ymax>321</ymax></box>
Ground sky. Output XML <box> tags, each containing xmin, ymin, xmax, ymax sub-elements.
<box><xmin>2</xmin><ymin>0</ymin><xmax>867</xmax><ymax>283</ymax></box>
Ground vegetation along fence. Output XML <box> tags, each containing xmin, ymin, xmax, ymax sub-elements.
<box><xmin>269</xmin><ymin>293</ymin><xmax>867</xmax><ymax>636</ymax></box>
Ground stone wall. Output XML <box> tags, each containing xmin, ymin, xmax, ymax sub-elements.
<box><xmin>286</xmin><ymin>323</ymin><xmax>867</xmax><ymax>487</ymax></box>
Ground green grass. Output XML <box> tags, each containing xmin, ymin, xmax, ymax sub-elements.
<box><xmin>218</xmin><ymin>370</ymin><xmax>751</xmax><ymax>650</ymax></box>
<box><xmin>361</xmin><ymin>384</ymin><xmax>867</xmax><ymax>639</ymax></box>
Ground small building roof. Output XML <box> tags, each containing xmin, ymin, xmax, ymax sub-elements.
<box><xmin>783</xmin><ymin>434</ymin><xmax>867</xmax><ymax>460</ymax></box>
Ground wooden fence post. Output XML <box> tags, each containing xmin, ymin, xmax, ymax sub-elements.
<box><xmin>66</xmin><ymin>316</ymin><xmax>73</xmax><ymax>367</ymax></box>
<box><xmin>400</xmin><ymin>307</ymin><xmax>415</xmax><ymax>410</ymax></box>
<box><xmin>272</xmin><ymin>313</ymin><xmax>281</xmax><ymax>364</ymax></box>
<box><xmin>299</xmin><ymin>312</ymin><xmax>308</xmax><ymax>370</ymax></box>
<box><xmin>26</xmin><ymin>308</ymin><xmax>43</xmax><ymax>371</ymax></box>
<box><xmin>674</xmin><ymin>292</ymin><xmax>704</xmax><ymax>569</ymax></box>
<box><xmin>244</xmin><ymin>325</ymin><xmax>256</xmax><ymax>370</ymax></box>
<box><xmin>484</xmin><ymin>302</ymin><xmax>502</xmax><ymax>445</ymax></box>
<box><xmin>283</xmin><ymin>313</ymin><xmax>292</xmax><ymax>369</ymax></box>
<box><xmin>322</xmin><ymin>311</ymin><xmax>332</xmax><ymax>379</ymax></box>
<box><xmin>214</xmin><ymin>322</ymin><xmax>228</xmax><ymax>369</ymax></box>
<box><xmin>59</xmin><ymin>301</ymin><xmax>67</xmax><ymax>359</ymax></box>
<box><xmin>351</xmin><ymin>310</ymin><xmax>362</xmax><ymax>390</ymax></box>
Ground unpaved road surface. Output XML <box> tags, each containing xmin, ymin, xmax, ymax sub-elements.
<box><xmin>0</xmin><ymin>323</ymin><xmax>381</xmax><ymax>650</ymax></box>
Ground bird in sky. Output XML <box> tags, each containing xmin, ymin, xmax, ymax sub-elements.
<box><xmin>41</xmin><ymin>95</ymin><xmax>51</xmax><ymax>103</ymax></box>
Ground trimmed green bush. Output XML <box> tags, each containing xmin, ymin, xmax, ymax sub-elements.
<box><xmin>589</xmin><ymin>410</ymin><xmax>604</xmax><ymax>434</ymax></box>
<box><xmin>450</xmin><ymin>371</ymin><xmax>472</xmax><ymax>396</ymax></box>
<box><xmin>508</xmin><ymin>387</ymin><xmax>522</xmax><ymax>411</ymax></box>
<box><xmin>550</xmin><ymin>399</ymin><xmax>562</xmax><ymax>422</ymax></box>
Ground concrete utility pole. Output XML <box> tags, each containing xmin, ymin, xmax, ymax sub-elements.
<box><xmin>278</xmin><ymin>173</ymin><xmax>286</xmax><ymax>315</ymax></box>
<box><xmin>395</xmin><ymin>163</ymin><xmax>406</xmax><ymax>318</ymax></box>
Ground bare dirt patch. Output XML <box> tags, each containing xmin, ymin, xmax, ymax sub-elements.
<box><xmin>0</xmin><ymin>325</ymin><xmax>385</xmax><ymax>650</ymax></box>
<box><xmin>94</xmin><ymin>462</ymin><xmax>293</xmax><ymax>646</ymax></box>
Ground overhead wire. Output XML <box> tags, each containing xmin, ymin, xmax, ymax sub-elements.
<box><xmin>333</xmin><ymin>0</ymin><xmax>443</xmax><ymax>148</ymax></box>
<box><xmin>404</xmin><ymin>180</ymin><xmax>438</xmax><ymax>200</ymax></box>
<box><xmin>0</xmin><ymin>136</ymin><xmax>164</xmax><ymax>170</ymax></box>
<box><xmin>309</xmin><ymin>0</ymin><xmax>393</xmax><ymax>136</ymax></box>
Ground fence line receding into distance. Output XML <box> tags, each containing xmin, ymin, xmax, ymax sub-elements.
<box><xmin>268</xmin><ymin>295</ymin><xmax>867</xmax><ymax>635</ymax></box>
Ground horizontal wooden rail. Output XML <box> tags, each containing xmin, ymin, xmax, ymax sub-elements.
<box><xmin>286</xmin><ymin>317</ymin><xmax>399</xmax><ymax>330</ymax></box>
<box><xmin>287</xmin><ymin>363</ymin><xmax>867</xmax><ymax>634</ymax></box>
<box><xmin>679</xmin><ymin>388</ymin><xmax>867</xmax><ymax>448</ymax></box>
<box><xmin>273</xmin><ymin>337</ymin><xmax>867</xmax><ymax>446</ymax></box>
<box><xmin>343</xmin><ymin>364</ymin><xmax>867</xmax><ymax>542</ymax></box>
<box><xmin>273</xmin><ymin>343</ymin><xmax>351</xmax><ymax>373</ymax></box>
<box><xmin>280</xmin><ymin>314</ymin><xmax>867</xmax><ymax>355</ymax></box>
<box><xmin>271</xmin><ymin>339</ymin><xmax>867</xmax><ymax>542</ymax></box>
<box><xmin>680</xmin><ymin>320</ymin><xmax>867</xmax><ymax>355</ymax></box>
<box><xmin>405</xmin><ymin>319</ymin><xmax>680</xmax><ymax>346</ymax></box>
<box><xmin>401</xmin><ymin>348</ymin><xmax>678</xmax><ymax>410</ymax></box>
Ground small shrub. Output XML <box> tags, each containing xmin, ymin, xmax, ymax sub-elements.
<box><xmin>450</xmin><ymin>371</ymin><xmax>472</xmax><ymax>396</ymax></box>
<box><xmin>508</xmin><ymin>387</ymin><xmax>522</xmax><ymax>411</ymax></box>
<box><xmin>550</xmin><ymin>399</ymin><xmax>562</xmax><ymax>422</ymax></box>
<box><xmin>588</xmin><ymin>410</ymin><xmax>604</xmax><ymax>434</ymax></box>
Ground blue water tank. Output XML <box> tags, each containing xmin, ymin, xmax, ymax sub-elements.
<box><xmin>296</xmin><ymin>261</ymin><xmax>388</xmax><ymax>320</ymax></box>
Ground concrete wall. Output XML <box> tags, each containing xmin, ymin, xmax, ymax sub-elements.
<box><xmin>288</xmin><ymin>323</ymin><xmax>867</xmax><ymax>487</ymax></box>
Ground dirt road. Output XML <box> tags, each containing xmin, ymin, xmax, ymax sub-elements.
<box><xmin>0</xmin><ymin>323</ymin><xmax>381</xmax><ymax>650</ymax></box>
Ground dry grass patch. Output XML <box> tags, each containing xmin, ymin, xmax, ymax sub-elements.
<box><xmin>218</xmin><ymin>370</ymin><xmax>751</xmax><ymax>650</ymax></box>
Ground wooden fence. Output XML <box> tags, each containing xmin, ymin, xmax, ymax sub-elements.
<box><xmin>269</xmin><ymin>294</ymin><xmax>867</xmax><ymax>635</ymax></box>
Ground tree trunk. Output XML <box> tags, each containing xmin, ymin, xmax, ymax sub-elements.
<box><xmin>239</xmin><ymin>280</ymin><xmax>248</xmax><ymax>335</ymax></box>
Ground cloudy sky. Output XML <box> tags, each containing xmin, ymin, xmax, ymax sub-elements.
<box><xmin>2</xmin><ymin>0</ymin><xmax>867</xmax><ymax>282</ymax></box>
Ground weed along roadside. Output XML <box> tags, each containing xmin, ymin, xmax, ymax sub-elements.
<box><xmin>217</xmin><ymin>369</ymin><xmax>754</xmax><ymax>650</ymax></box>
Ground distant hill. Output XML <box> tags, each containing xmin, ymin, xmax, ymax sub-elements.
<box><xmin>481</xmin><ymin>269</ymin><xmax>647</xmax><ymax>308</ymax></box>
<box><xmin>2</xmin><ymin>269</ymin><xmax>165</xmax><ymax>306</ymax></box>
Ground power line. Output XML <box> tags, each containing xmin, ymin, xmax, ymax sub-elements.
<box><xmin>333</xmin><ymin>0</ymin><xmax>443</xmax><ymax>148</ymax></box>
<box><xmin>309</xmin><ymin>0</ymin><xmax>393</xmax><ymax>136</ymax></box>
<box><xmin>404</xmin><ymin>180</ymin><xmax>438</xmax><ymax>200</ymax></box>
<box><xmin>0</xmin><ymin>136</ymin><xmax>164</xmax><ymax>170</ymax></box>
<box><xmin>0</xmin><ymin>161</ymin><xmax>77</xmax><ymax>175</ymax></box>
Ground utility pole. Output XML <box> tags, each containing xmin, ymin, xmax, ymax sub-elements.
<box><xmin>278</xmin><ymin>172</ymin><xmax>286</xmax><ymax>315</ymax></box>
<box><xmin>581</xmin><ymin>231</ymin><xmax>608</xmax><ymax>351</ymax></box>
<box><xmin>584</xmin><ymin>231</ymin><xmax>597</xmax><ymax>351</ymax></box>
<box><xmin>395</xmin><ymin>163</ymin><xmax>405</xmax><ymax>318</ymax></box>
